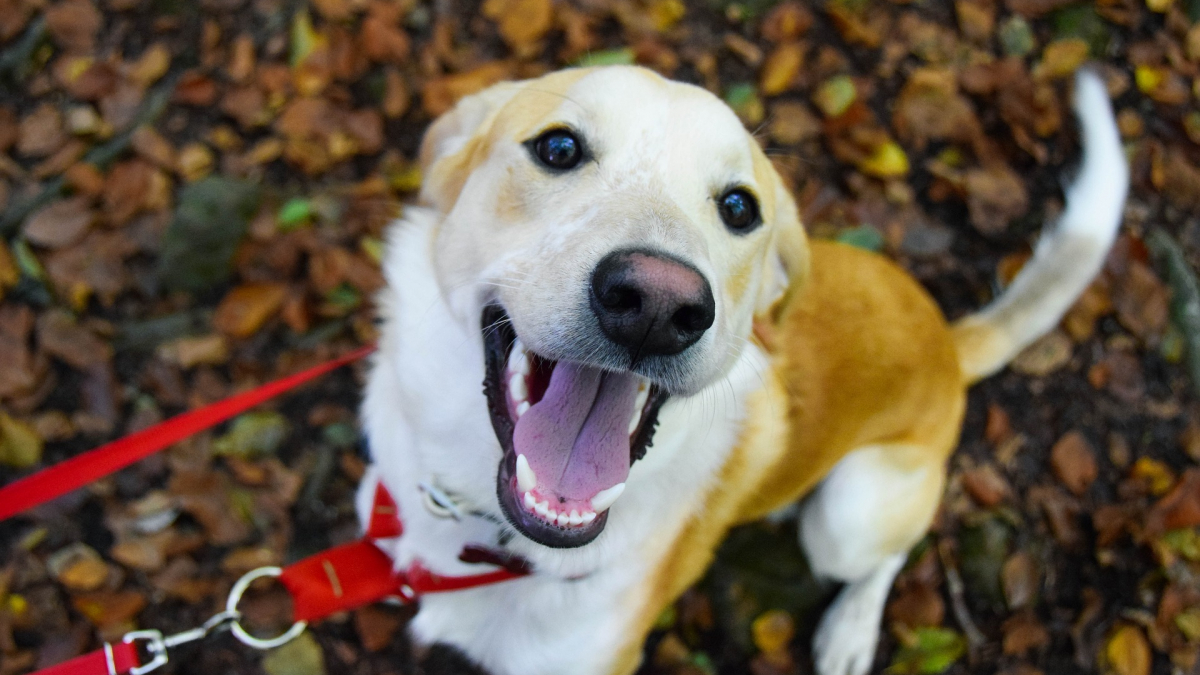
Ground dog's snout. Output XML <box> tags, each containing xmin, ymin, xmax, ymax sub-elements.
<box><xmin>590</xmin><ymin>250</ymin><xmax>715</xmax><ymax>361</ymax></box>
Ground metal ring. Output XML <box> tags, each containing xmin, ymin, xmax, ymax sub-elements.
<box><xmin>224</xmin><ymin>567</ymin><xmax>308</xmax><ymax>650</ymax></box>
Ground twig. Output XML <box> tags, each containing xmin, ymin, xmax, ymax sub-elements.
<box><xmin>1147</xmin><ymin>228</ymin><xmax>1200</xmax><ymax>398</ymax></box>
<box><xmin>937</xmin><ymin>538</ymin><xmax>987</xmax><ymax>656</ymax></box>
<box><xmin>0</xmin><ymin>76</ymin><xmax>176</xmax><ymax>238</ymax></box>
<box><xmin>0</xmin><ymin>17</ymin><xmax>46</xmax><ymax>83</ymax></box>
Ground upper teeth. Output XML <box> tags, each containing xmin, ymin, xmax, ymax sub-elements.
<box><xmin>508</xmin><ymin>339</ymin><xmax>529</xmax><ymax>374</ymax></box>
<box><xmin>590</xmin><ymin>482</ymin><xmax>625</xmax><ymax>513</ymax></box>
<box><xmin>515</xmin><ymin>454</ymin><xmax>537</xmax><ymax>492</ymax></box>
<box><xmin>628</xmin><ymin>382</ymin><xmax>650</xmax><ymax>435</ymax></box>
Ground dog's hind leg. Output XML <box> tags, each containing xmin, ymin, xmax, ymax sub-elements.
<box><xmin>800</xmin><ymin>444</ymin><xmax>948</xmax><ymax>675</ymax></box>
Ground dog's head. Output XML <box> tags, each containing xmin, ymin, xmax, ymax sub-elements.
<box><xmin>416</xmin><ymin>66</ymin><xmax>808</xmax><ymax>548</ymax></box>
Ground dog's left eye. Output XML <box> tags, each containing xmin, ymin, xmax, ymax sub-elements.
<box><xmin>717</xmin><ymin>189</ymin><xmax>761</xmax><ymax>233</ymax></box>
<box><xmin>531</xmin><ymin>129</ymin><xmax>583</xmax><ymax>170</ymax></box>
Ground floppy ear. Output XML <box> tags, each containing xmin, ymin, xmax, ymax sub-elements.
<box><xmin>755</xmin><ymin>174</ymin><xmax>811</xmax><ymax>315</ymax></box>
<box><xmin>418</xmin><ymin>82</ymin><xmax>520</xmax><ymax>213</ymax></box>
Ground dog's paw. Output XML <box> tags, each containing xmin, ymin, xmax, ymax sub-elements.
<box><xmin>812</xmin><ymin>588</ymin><xmax>883</xmax><ymax>675</ymax></box>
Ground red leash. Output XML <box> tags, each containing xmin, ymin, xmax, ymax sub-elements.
<box><xmin>0</xmin><ymin>345</ymin><xmax>375</xmax><ymax>521</ymax></box>
<box><xmin>3</xmin><ymin>343</ymin><xmax>530</xmax><ymax>674</ymax></box>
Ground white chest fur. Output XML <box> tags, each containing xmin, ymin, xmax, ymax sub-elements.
<box><xmin>358</xmin><ymin>209</ymin><xmax>770</xmax><ymax>675</ymax></box>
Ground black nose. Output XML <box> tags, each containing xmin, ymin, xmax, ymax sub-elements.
<box><xmin>589</xmin><ymin>250</ymin><xmax>716</xmax><ymax>362</ymax></box>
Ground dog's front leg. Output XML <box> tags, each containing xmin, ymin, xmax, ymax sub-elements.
<box><xmin>800</xmin><ymin>444</ymin><xmax>949</xmax><ymax>675</ymax></box>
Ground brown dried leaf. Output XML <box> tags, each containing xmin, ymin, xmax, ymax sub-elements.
<box><xmin>37</xmin><ymin>309</ymin><xmax>112</xmax><ymax>368</ymax></box>
<box><xmin>1050</xmin><ymin>431</ymin><xmax>1097</xmax><ymax>496</ymax></box>
<box><xmin>44</xmin><ymin>0</ymin><xmax>103</xmax><ymax>53</ymax></box>
<box><xmin>213</xmin><ymin>282</ymin><xmax>289</xmax><ymax>338</ymax></box>
<box><xmin>17</xmin><ymin>104</ymin><xmax>67</xmax><ymax>158</ymax></box>
<box><xmin>130</xmin><ymin>126</ymin><xmax>178</xmax><ymax>170</ymax></box>
<box><xmin>483</xmin><ymin>0</ymin><xmax>554</xmax><ymax>50</ymax></box>
<box><xmin>24</xmin><ymin>196</ymin><xmax>95</xmax><ymax>249</ymax></box>
<box><xmin>964</xmin><ymin>164</ymin><xmax>1029</xmax><ymax>234</ymax></box>
<box><xmin>962</xmin><ymin>464</ymin><xmax>1013</xmax><ymax>507</ymax></box>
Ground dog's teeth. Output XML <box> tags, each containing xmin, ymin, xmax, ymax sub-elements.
<box><xmin>509</xmin><ymin>373</ymin><xmax>527</xmax><ymax>402</ymax></box>
<box><xmin>590</xmin><ymin>483</ymin><xmax>625</xmax><ymax>513</ymax></box>
<box><xmin>534</xmin><ymin>500</ymin><xmax>550</xmax><ymax>518</ymax></box>
<box><xmin>582</xmin><ymin>511</ymin><xmax>596</xmax><ymax>525</ymax></box>
<box><xmin>523</xmin><ymin>491</ymin><xmax>537</xmax><ymax>510</ymax></box>
<box><xmin>633</xmin><ymin>385</ymin><xmax>649</xmax><ymax>411</ymax></box>
<box><xmin>516</xmin><ymin>454</ymin><xmax>537</xmax><ymax>492</ymax></box>
<box><xmin>568</xmin><ymin>510</ymin><xmax>583</xmax><ymax>526</ymax></box>
<box><xmin>556</xmin><ymin>512</ymin><xmax>571</xmax><ymax>527</ymax></box>
<box><xmin>628</xmin><ymin>409</ymin><xmax>641</xmax><ymax>435</ymax></box>
<box><xmin>516</xmin><ymin>401</ymin><xmax>530</xmax><ymax>417</ymax></box>
<box><xmin>507</xmin><ymin>340</ymin><xmax>525</xmax><ymax>374</ymax></box>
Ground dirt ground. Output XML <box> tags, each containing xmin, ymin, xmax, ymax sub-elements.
<box><xmin>2</xmin><ymin>0</ymin><xmax>1200</xmax><ymax>674</ymax></box>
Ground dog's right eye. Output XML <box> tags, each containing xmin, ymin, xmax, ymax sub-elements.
<box><xmin>531</xmin><ymin>129</ymin><xmax>583</xmax><ymax>170</ymax></box>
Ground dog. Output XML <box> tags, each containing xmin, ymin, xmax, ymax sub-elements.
<box><xmin>356</xmin><ymin>65</ymin><xmax>1128</xmax><ymax>675</ymax></box>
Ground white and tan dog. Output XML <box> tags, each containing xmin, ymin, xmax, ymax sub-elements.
<box><xmin>357</xmin><ymin>65</ymin><xmax>1127</xmax><ymax>675</ymax></box>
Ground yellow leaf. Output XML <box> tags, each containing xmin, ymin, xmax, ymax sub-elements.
<box><xmin>1147</xmin><ymin>0</ymin><xmax>1174</xmax><ymax>12</ymax></box>
<box><xmin>1135</xmin><ymin>66</ymin><xmax>1165</xmax><ymax>95</ymax></box>
<box><xmin>290</xmin><ymin>9</ymin><xmax>327</xmax><ymax>68</ymax></box>
<box><xmin>0</xmin><ymin>413</ymin><xmax>43</xmax><ymax>469</ymax></box>
<box><xmin>1131</xmin><ymin>457</ymin><xmax>1175</xmax><ymax>496</ymax></box>
<box><xmin>858</xmin><ymin>141</ymin><xmax>910</xmax><ymax>178</ymax></box>
<box><xmin>760</xmin><ymin>42</ymin><xmax>805</xmax><ymax>96</ymax></box>
<box><xmin>752</xmin><ymin>610</ymin><xmax>795</xmax><ymax>654</ymax></box>
<box><xmin>1035</xmin><ymin>38</ymin><xmax>1089</xmax><ymax>80</ymax></box>
<box><xmin>650</xmin><ymin>0</ymin><xmax>686</xmax><ymax>31</ymax></box>
<box><xmin>1106</xmin><ymin>625</ymin><xmax>1151</xmax><ymax>675</ymax></box>
<box><xmin>814</xmin><ymin>75</ymin><xmax>857</xmax><ymax>117</ymax></box>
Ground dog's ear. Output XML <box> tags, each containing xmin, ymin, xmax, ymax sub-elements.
<box><xmin>418</xmin><ymin>83</ymin><xmax>520</xmax><ymax>213</ymax></box>
<box><xmin>755</xmin><ymin>174</ymin><xmax>810</xmax><ymax>315</ymax></box>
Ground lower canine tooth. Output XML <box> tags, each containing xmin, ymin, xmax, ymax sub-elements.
<box><xmin>516</xmin><ymin>454</ymin><xmax>537</xmax><ymax>492</ymax></box>
<box><xmin>590</xmin><ymin>483</ymin><xmax>626</xmax><ymax>513</ymax></box>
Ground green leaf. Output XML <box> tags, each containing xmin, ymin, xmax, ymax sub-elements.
<box><xmin>277</xmin><ymin>197</ymin><xmax>313</xmax><ymax>231</ymax></box>
<box><xmin>998</xmin><ymin>16</ymin><xmax>1035</xmax><ymax>57</ymax></box>
<box><xmin>324</xmin><ymin>283</ymin><xmax>361</xmax><ymax>313</ymax></box>
<box><xmin>11</xmin><ymin>238</ymin><xmax>45</xmax><ymax>281</ymax></box>
<box><xmin>1051</xmin><ymin>4</ymin><xmax>1110</xmax><ymax>56</ymax></box>
<box><xmin>574</xmin><ymin>48</ymin><xmax>635</xmax><ymax>67</ymax></box>
<box><xmin>321</xmin><ymin>422</ymin><xmax>358</xmax><ymax>449</ymax></box>
<box><xmin>836</xmin><ymin>225</ymin><xmax>884</xmax><ymax>252</ymax></box>
<box><xmin>214</xmin><ymin>411</ymin><xmax>291</xmax><ymax>458</ymax></box>
<box><xmin>887</xmin><ymin>628</ymin><xmax>967</xmax><ymax>675</ymax></box>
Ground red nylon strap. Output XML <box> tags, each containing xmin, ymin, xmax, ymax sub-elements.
<box><xmin>280</xmin><ymin>540</ymin><xmax>400</xmax><ymax>623</ymax></box>
<box><xmin>0</xmin><ymin>345</ymin><xmax>375</xmax><ymax>522</ymax></box>
<box><xmin>405</xmin><ymin>561</ymin><xmax>527</xmax><ymax>595</ymax></box>
<box><xmin>33</xmin><ymin>641</ymin><xmax>141</xmax><ymax>675</ymax></box>
<box><xmin>365</xmin><ymin>483</ymin><xmax>403</xmax><ymax>539</ymax></box>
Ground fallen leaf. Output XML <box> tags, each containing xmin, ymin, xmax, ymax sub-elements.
<box><xmin>813</xmin><ymin>75</ymin><xmax>857</xmax><ymax>118</ymax></box>
<box><xmin>962</xmin><ymin>464</ymin><xmax>1013</xmax><ymax>507</ymax></box>
<box><xmin>44</xmin><ymin>0</ymin><xmax>103</xmax><ymax>53</ymax></box>
<box><xmin>1050</xmin><ymin>431</ymin><xmax>1097</xmax><ymax>496</ymax></box>
<box><xmin>261</xmin><ymin>632</ymin><xmax>325</xmax><ymax>675</ymax></box>
<box><xmin>213</xmin><ymin>411</ymin><xmax>290</xmax><ymax>458</ymax></box>
<box><xmin>128</xmin><ymin>43</ymin><xmax>172</xmax><ymax>88</ymax></box>
<box><xmin>37</xmin><ymin>309</ymin><xmax>113</xmax><ymax>368</ymax></box>
<box><xmin>49</xmin><ymin>544</ymin><xmax>110</xmax><ymax>591</ymax></box>
<box><xmin>1001</xmin><ymin>551</ymin><xmax>1039</xmax><ymax>609</ymax></box>
<box><xmin>888</xmin><ymin>627</ymin><xmax>966</xmax><ymax>675</ymax></box>
<box><xmin>760</xmin><ymin>42</ymin><xmax>805</xmax><ymax>96</ymax></box>
<box><xmin>483</xmin><ymin>0</ymin><xmax>554</xmax><ymax>51</ymax></box>
<box><xmin>1011</xmin><ymin>330</ymin><xmax>1072</xmax><ymax>376</ymax></box>
<box><xmin>24</xmin><ymin>196</ymin><xmax>95</xmax><ymax>249</ymax></box>
<box><xmin>1002</xmin><ymin>610</ymin><xmax>1050</xmax><ymax>655</ymax></box>
<box><xmin>0</xmin><ymin>412</ymin><xmax>43</xmax><ymax>468</ymax></box>
<box><xmin>964</xmin><ymin>164</ymin><xmax>1029</xmax><ymax>234</ymax></box>
<box><xmin>71</xmin><ymin>590</ymin><xmax>147</xmax><ymax>629</ymax></box>
<box><xmin>17</xmin><ymin>104</ymin><xmax>67</xmax><ymax>158</ymax></box>
<box><xmin>213</xmin><ymin>283</ymin><xmax>288</xmax><ymax>337</ymax></box>
<box><xmin>1034</xmin><ymin>38</ymin><xmax>1089</xmax><ymax>80</ymax></box>
<box><xmin>130</xmin><ymin>126</ymin><xmax>178</xmax><ymax>170</ymax></box>
<box><xmin>158</xmin><ymin>177</ymin><xmax>261</xmax><ymax>292</ymax></box>
<box><xmin>1106</xmin><ymin>625</ymin><xmax>1152</xmax><ymax>675</ymax></box>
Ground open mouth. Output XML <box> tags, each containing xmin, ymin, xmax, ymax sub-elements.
<box><xmin>482</xmin><ymin>305</ymin><xmax>668</xmax><ymax>548</ymax></box>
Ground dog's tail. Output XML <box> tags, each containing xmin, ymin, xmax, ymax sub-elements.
<box><xmin>951</xmin><ymin>69</ymin><xmax>1129</xmax><ymax>384</ymax></box>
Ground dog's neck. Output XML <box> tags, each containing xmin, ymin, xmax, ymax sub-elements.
<box><xmin>362</xmin><ymin>207</ymin><xmax>770</xmax><ymax>580</ymax></box>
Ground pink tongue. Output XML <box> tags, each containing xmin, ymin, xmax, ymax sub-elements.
<box><xmin>512</xmin><ymin>361</ymin><xmax>640</xmax><ymax>500</ymax></box>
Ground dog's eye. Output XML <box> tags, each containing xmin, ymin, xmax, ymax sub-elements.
<box><xmin>532</xmin><ymin>129</ymin><xmax>583</xmax><ymax>170</ymax></box>
<box><xmin>717</xmin><ymin>189</ymin><xmax>760</xmax><ymax>233</ymax></box>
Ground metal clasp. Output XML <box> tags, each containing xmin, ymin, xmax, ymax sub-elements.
<box><xmin>123</xmin><ymin>610</ymin><xmax>239</xmax><ymax>674</ymax></box>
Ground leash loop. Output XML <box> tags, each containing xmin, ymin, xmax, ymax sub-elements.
<box><xmin>226</xmin><ymin>567</ymin><xmax>308</xmax><ymax>650</ymax></box>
